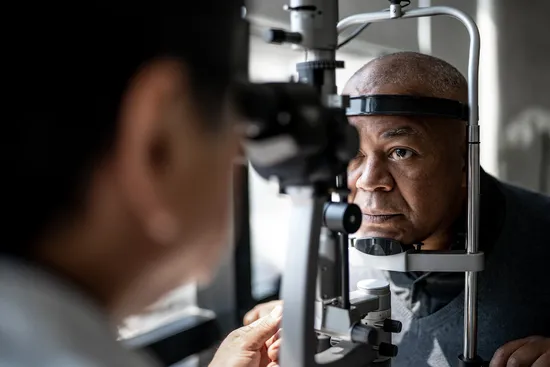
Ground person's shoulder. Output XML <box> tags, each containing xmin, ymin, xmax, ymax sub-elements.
<box><xmin>492</xmin><ymin>176</ymin><xmax>550</xmax><ymax>222</ymax></box>
<box><xmin>497</xmin><ymin>178</ymin><xmax>550</xmax><ymax>206</ymax></box>
<box><xmin>0</xmin><ymin>348</ymin><xmax>158</xmax><ymax>367</ymax></box>
<box><xmin>0</xmin><ymin>320</ymin><xmax>159</xmax><ymax>367</ymax></box>
<box><xmin>0</xmin><ymin>259</ymin><xmax>160</xmax><ymax>367</ymax></box>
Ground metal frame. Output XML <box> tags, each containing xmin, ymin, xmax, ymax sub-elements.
<box><xmin>233</xmin><ymin>162</ymin><xmax>255</xmax><ymax>323</ymax></box>
<box><xmin>275</xmin><ymin>3</ymin><xmax>483</xmax><ymax>366</ymax></box>
<box><xmin>339</xmin><ymin>6</ymin><xmax>482</xmax><ymax>361</ymax></box>
<box><xmin>348</xmin><ymin>247</ymin><xmax>484</xmax><ymax>272</ymax></box>
<box><xmin>280</xmin><ymin>188</ymin><xmax>379</xmax><ymax>367</ymax></box>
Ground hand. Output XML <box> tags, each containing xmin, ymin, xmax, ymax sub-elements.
<box><xmin>210</xmin><ymin>305</ymin><xmax>283</xmax><ymax>367</ymax></box>
<box><xmin>266</xmin><ymin>329</ymin><xmax>281</xmax><ymax>364</ymax></box>
<box><xmin>490</xmin><ymin>336</ymin><xmax>550</xmax><ymax>367</ymax></box>
<box><xmin>243</xmin><ymin>300</ymin><xmax>284</xmax><ymax>326</ymax></box>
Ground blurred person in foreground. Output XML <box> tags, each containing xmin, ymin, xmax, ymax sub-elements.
<box><xmin>0</xmin><ymin>4</ymin><xmax>281</xmax><ymax>367</ymax></box>
<box><xmin>245</xmin><ymin>52</ymin><xmax>550</xmax><ymax>367</ymax></box>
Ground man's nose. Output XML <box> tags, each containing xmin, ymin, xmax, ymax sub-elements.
<box><xmin>354</xmin><ymin>156</ymin><xmax>394</xmax><ymax>192</ymax></box>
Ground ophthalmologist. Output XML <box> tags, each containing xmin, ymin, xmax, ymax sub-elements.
<box><xmin>0</xmin><ymin>3</ymin><xmax>281</xmax><ymax>367</ymax></box>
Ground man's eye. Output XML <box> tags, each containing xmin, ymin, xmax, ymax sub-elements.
<box><xmin>390</xmin><ymin>148</ymin><xmax>414</xmax><ymax>160</ymax></box>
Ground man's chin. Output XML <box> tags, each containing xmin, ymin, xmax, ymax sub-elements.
<box><xmin>353</xmin><ymin>228</ymin><xmax>404</xmax><ymax>242</ymax></box>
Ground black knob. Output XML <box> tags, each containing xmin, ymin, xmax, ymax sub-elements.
<box><xmin>316</xmin><ymin>334</ymin><xmax>331</xmax><ymax>353</ymax></box>
<box><xmin>383</xmin><ymin>319</ymin><xmax>403</xmax><ymax>333</ymax></box>
<box><xmin>264</xmin><ymin>29</ymin><xmax>286</xmax><ymax>44</ymax></box>
<box><xmin>263</xmin><ymin>29</ymin><xmax>302</xmax><ymax>45</ymax></box>
<box><xmin>323</xmin><ymin>202</ymin><xmax>362</xmax><ymax>233</ymax></box>
<box><xmin>350</xmin><ymin>323</ymin><xmax>378</xmax><ymax>345</ymax></box>
<box><xmin>379</xmin><ymin>342</ymin><xmax>399</xmax><ymax>357</ymax></box>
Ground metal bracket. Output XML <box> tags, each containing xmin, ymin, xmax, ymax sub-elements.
<box><xmin>349</xmin><ymin>247</ymin><xmax>485</xmax><ymax>272</ymax></box>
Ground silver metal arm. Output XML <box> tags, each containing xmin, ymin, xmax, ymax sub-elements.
<box><xmin>280</xmin><ymin>188</ymin><xmax>379</xmax><ymax>367</ymax></box>
<box><xmin>339</xmin><ymin>6</ymin><xmax>481</xmax><ymax>360</ymax></box>
<box><xmin>280</xmin><ymin>187</ymin><xmax>323</xmax><ymax>367</ymax></box>
<box><xmin>348</xmin><ymin>247</ymin><xmax>484</xmax><ymax>272</ymax></box>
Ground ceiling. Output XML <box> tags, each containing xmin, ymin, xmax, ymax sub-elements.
<box><xmin>246</xmin><ymin>0</ymin><xmax>478</xmax><ymax>74</ymax></box>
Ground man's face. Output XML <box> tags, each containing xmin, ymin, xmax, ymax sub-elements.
<box><xmin>347</xmin><ymin>109</ymin><xmax>466</xmax><ymax>246</ymax></box>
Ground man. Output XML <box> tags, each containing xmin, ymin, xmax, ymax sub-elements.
<box><xmin>0</xmin><ymin>5</ymin><xmax>281</xmax><ymax>367</ymax></box>
<box><xmin>245</xmin><ymin>52</ymin><xmax>550</xmax><ymax>367</ymax></box>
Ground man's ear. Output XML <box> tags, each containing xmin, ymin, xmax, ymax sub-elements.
<box><xmin>110</xmin><ymin>59</ymin><xmax>193</xmax><ymax>245</ymax></box>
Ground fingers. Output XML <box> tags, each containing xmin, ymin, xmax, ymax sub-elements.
<box><xmin>267</xmin><ymin>338</ymin><xmax>282</xmax><ymax>362</ymax></box>
<box><xmin>243</xmin><ymin>308</ymin><xmax>260</xmax><ymax>326</ymax></box>
<box><xmin>490</xmin><ymin>337</ymin><xmax>535</xmax><ymax>367</ymax></box>
<box><xmin>490</xmin><ymin>336</ymin><xmax>548</xmax><ymax>367</ymax></box>
<box><xmin>532</xmin><ymin>351</ymin><xmax>550</xmax><ymax>367</ymax></box>
<box><xmin>508</xmin><ymin>338</ymin><xmax>549</xmax><ymax>367</ymax></box>
<box><xmin>238</xmin><ymin>305</ymin><xmax>283</xmax><ymax>350</ymax></box>
<box><xmin>243</xmin><ymin>300</ymin><xmax>284</xmax><ymax>326</ymax></box>
<box><xmin>265</xmin><ymin>329</ymin><xmax>281</xmax><ymax>349</ymax></box>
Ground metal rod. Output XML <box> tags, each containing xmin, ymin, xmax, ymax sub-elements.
<box><xmin>336</xmin><ymin>174</ymin><xmax>350</xmax><ymax>308</ymax></box>
<box><xmin>465</xmin><ymin>144</ymin><xmax>481</xmax><ymax>359</ymax></box>
<box><xmin>291</xmin><ymin>0</ymin><xmax>346</xmax><ymax>308</ymax></box>
<box><xmin>337</xmin><ymin>10</ymin><xmax>391</xmax><ymax>33</ymax></box>
<box><xmin>339</xmin><ymin>233</ymin><xmax>350</xmax><ymax>308</ymax></box>
<box><xmin>280</xmin><ymin>188</ymin><xmax>326</xmax><ymax>367</ymax></box>
<box><xmin>339</xmin><ymin>6</ymin><xmax>481</xmax><ymax>360</ymax></box>
<box><xmin>306</xmin><ymin>50</ymin><xmax>338</xmax><ymax>96</ymax></box>
<box><xmin>233</xmin><ymin>163</ymin><xmax>254</xmax><ymax>324</ymax></box>
<box><xmin>290</xmin><ymin>0</ymin><xmax>339</xmax><ymax>98</ymax></box>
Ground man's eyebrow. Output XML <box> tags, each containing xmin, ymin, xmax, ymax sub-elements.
<box><xmin>380</xmin><ymin>125</ymin><xmax>424</xmax><ymax>139</ymax></box>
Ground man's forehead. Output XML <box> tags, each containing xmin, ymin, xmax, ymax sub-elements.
<box><xmin>343</xmin><ymin>78</ymin><xmax>424</xmax><ymax>97</ymax></box>
<box><xmin>342</xmin><ymin>61</ymin><xmax>440</xmax><ymax>98</ymax></box>
<box><xmin>348</xmin><ymin>115</ymin><xmax>430</xmax><ymax>139</ymax></box>
<box><xmin>343</xmin><ymin>64</ymin><xmax>394</xmax><ymax>94</ymax></box>
<box><xmin>342</xmin><ymin>70</ymin><xmax>376</xmax><ymax>95</ymax></box>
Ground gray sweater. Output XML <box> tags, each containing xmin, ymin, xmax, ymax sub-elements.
<box><xmin>349</xmin><ymin>173</ymin><xmax>550</xmax><ymax>367</ymax></box>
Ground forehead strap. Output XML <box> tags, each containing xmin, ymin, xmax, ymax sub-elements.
<box><xmin>346</xmin><ymin>94</ymin><xmax>469</xmax><ymax>121</ymax></box>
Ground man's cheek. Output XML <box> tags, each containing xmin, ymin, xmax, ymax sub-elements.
<box><xmin>347</xmin><ymin>188</ymin><xmax>356</xmax><ymax>203</ymax></box>
<box><xmin>347</xmin><ymin>168</ymin><xmax>360</xmax><ymax>197</ymax></box>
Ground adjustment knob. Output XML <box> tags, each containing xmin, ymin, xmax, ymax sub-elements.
<box><xmin>263</xmin><ymin>29</ymin><xmax>302</xmax><ymax>45</ymax></box>
<box><xmin>316</xmin><ymin>334</ymin><xmax>331</xmax><ymax>353</ymax></box>
<box><xmin>350</xmin><ymin>323</ymin><xmax>378</xmax><ymax>345</ymax></box>
<box><xmin>323</xmin><ymin>202</ymin><xmax>362</xmax><ymax>233</ymax></box>
<box><xmin>379</xmin><ymin>342</ymin><xmax>399</xmax><ymax>357</ymax></box>
<box><xmin>383</xmin><ymin>319</ymin><xmax>403</xmax><ymax>333</ymax></box>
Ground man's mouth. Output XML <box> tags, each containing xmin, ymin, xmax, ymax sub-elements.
<box><xmin>362</xmin><ymin>213</ymin><xmax>401</xmax><ymax>223</ymax></box>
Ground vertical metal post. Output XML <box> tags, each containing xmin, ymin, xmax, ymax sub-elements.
<box><xmin>464</xmin><ymin>10</ymin><xmax>481</xmax><ymax>359</ymax></box>
<box><xmin>289</xmin><ymin>0</ymin><xmax>349</xmax><ymax>310</ymax></box>
<box><xmin>233</xmin><ymin>163</ymin><xmax>254</xmax><ymax>324</ymax></box>
<box><xmin>279</xmin><ymin>188</ymin><xmax>327</xmax><ymax>367</ymax></box>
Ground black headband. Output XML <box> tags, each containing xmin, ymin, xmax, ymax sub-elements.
<box><xmin>346</xmin><ymin>94</ymin><xmax>469</xmax><ymax>121</ymax></box>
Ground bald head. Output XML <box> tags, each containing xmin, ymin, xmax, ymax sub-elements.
<box><xmin>344</xmin><ymin>51</ymin><xmax>468</xmax><ymax>147</ymax></box>
<box><xmin>343</xmin><ymin>51</ymin><xmax>468</xmax><ymax>103</ymax></box>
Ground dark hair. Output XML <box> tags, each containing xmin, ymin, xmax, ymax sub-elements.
<box><xmin>1</xmin><ymin>4</ymin><xmax>244</xmax><ymax>256</ymax></box>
